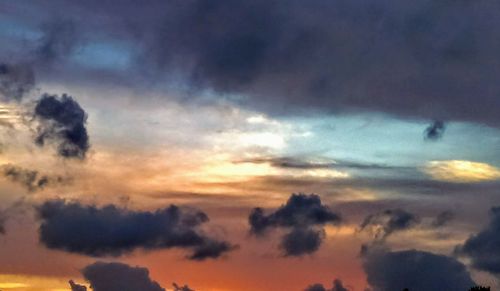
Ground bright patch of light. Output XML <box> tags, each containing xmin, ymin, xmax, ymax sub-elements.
<box><xmin>425</xmin><ymin>160</ymin><xmax>500</xmax><ymax>182</ymax></box>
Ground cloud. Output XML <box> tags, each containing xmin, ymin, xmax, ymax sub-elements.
<box><xmin>69</xmin><ymin>280</ymin><xmax>87</xmax><ymax>291</ymax></box>
<box><xmin>36</xmin><ymin>200</ymin><xmax>235</xmax><ymax>260</ymax></box>
<box><xmin>173</xmin><ymin>283</ymin><xmax>195</xmax><ymax>291</ymax></box>
<box><xmin>33</xmin><ymin>94</ymin><xmax>90</xmax><ymax>159</ymax></box>
<box><xmin>456</xmin><ymin>207</ymin><xmax>500</xmax><ymax>274</ymax></box>
<box><xmin>36</xmin><ymin>18</ymin><xmax>80</xmax><ymax>64</ymax></box>
<box><xmin>424</xmin><ymin>120</ymin><xmax>446</xmax><ymax>141</ymax></box>
<box><xmin>249</xmin><ymin>193</ymin><xmax>341</xmax><ymax>256</ymax></box>
<box><xmin>0</xmin><ymin>63</ymin><xmax>35</xmax><ymax>102</ymax></box>
<box><xmin>362</xmin><ymin>246</ymin><xmax>475</xmax><ymax>291</ymax></box>
<box><xmin>359</xmin><ymin>209</ymin><xmax>419</xmax><ymax>241</ymax></box>
<box><xmin>305</xmin><ymin>279</ymin><xmax>350</xmax><ymax>291</ymax></box>
<box><xmin>1</xmin><ymin>164</ymin><xmax>70</xmax><ymax>192</ymax></box>
<box><xmin>7</xmin><ymin>1</ymin><xmax>500</xmax><ymax>126</ymax></box>
<box><xmin>76</xmin><ymin>261</ymin><xmax>165</xmax><ymax>291</ymax></box>
<box><xmin>431</xmin><ymin>210</ymin><xmax>455</xmax><ymax>228</ymax></box>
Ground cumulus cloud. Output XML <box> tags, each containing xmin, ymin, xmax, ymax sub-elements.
<box><xmin>424</xmin><ymin>120</ymin><xmax>446</xmax><ymax>141</ymax></box>
<box><xmin>77</xmin><ymin>261</ymin><xmax>165</xmax><ymax>291</ymax></box>
<box><xmin>1</xmin><ymin>164</ymin><xmax>70</xmax><ymax>192</ymax></box>
<box><xmin>37</xmin><ymin>200</ymin><xmax>235</xmax><ymax>260</ymax></box>
<box><xmin>305</xmin><ymin>279</ymin><xmax>350</xmax><ymax>291</ymax></box>
<box><xmin>359</xmin><ymin>209</ymin><xmax>419</xmax><ymax>241</ymax></box>
<box><xmin>0</xmin><ymin>63</ymin><xmax>35</xmax><ymax>102</ymax></box>
<box><xmin>362</xmin><ymin>246</ymin><xmax>475</xmax><ymax>291</ymax></box>
<box><xmin>456</xmin><ymin>207</ymin><xmax>500</xmax><ymax>274</ymax></box>
<box><xmin>33</xmin><ymin>94</ymin><xmax>90</xmax><ymax>159</ymax></box>
<box><xmin>249</xmin><ymin>193</ymin><xmax>341</xmax><ymax>256</ymax></box>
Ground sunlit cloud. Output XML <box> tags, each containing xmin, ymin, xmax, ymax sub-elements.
<box><xmin>424</xmin><ymin>160</ymin><xmax>500</xmax><ymax>183</ymax></box>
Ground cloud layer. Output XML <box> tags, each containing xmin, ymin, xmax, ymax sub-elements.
<box><xmin>37</xmin><ymin>200</ymin><xmax>234</xmax><ymax>260</ymax></box>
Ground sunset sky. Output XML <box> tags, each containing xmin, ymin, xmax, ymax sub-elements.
<box><xmin>1</xmin><ymin>1</ymin><xmax>500</xmax><ymax>291</ymax></box>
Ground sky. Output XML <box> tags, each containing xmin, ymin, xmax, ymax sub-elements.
<box><xmin>1</xmin><ymin>1</ymin><xmax>500</xmax><ymax>291</ymax></box>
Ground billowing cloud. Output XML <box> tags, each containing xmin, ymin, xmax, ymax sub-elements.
<box><xmin>37</xmin><ymin>200</ymin><xmax>235</xmax><ymax>260</ymax></box>
<box><xmin>305</xmin><ymin>279</ymin><xmax>350</xmax><ymax>291</ymax></box>
<box><xmin>76</xmin><ymin>262</ymin><xmax>165</xmax><ymax>291</ymax></box>
<box><xmin>249</xmin><ymin>193</ymin><xmax>341</xmax><ymax>256</ymax></box>
<box><xmin>33</xmin><ymin>94</ymin><xmax>90</xmax><ymax>159</ymax></box>
<box><xmin>1</xmin><ymin>164</ymin><xmax>70</xmax><ymax>192</ymax></box>
<box><xmin>456</xmin><ymin>207</ymin><xmax>500</xmax><ymax>274</ymax></box>
<box><xmin>7</xmin><ymin>1</ymin><xmax>500</xmax><ymax>126</ymax></box>
<box><xmin>69</xmin><ymin>280</ymin><xmax>87</xmax><ymax>291</ymax></box>
<box><xmin>362</xmin><ymin>246</ymin><xmax>475</xmax><ymax>291</ymax></box>
<box><xmin>359</xmin><ymin>209</ymin><xmax>419</xmax><ymax>241</ymax></box>
<box><xmin>424</xmin><ymin>120</ymin><xmax>446</xmax><ymax>141</ymax></box>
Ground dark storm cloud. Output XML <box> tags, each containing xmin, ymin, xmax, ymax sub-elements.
<box><xmin>33</xmin><ymin>94</ymin><xmax>90</xmax><ymax>159</ymax></box>
<box><xmin>1</xmin><ymin>164</ymin><xmax>70</xmax><ymax>192</ymax></box>
<box><xmin>424</xmin><ymin>120</ymin><xmax>446</xmax><ymax>141</ymax></box>
<box><xmin>362</xmin><ymin>246</ymin><xmax>475</xmax><ymax>291</ymax></box>
<box><xmin>37</xmin><ymin>200</ymin><xmax>235</xmax><ymax>260</ymax></box>
<box><xmin>0</xmin><ymin>63</ymin><xmax>35</xmax><ymax>102</ymax></box>
<box><xmin>6</xmin><ymin>0</ymin><xmax>500</xmax><ymax>126</ymax></box>
<box><xmin>249</xmin><ymin>193</ymin><xmax>341</xmax><ymax>256</ymax></box>
<box><xmin>69</xmin><ymin>280</ymin><xmax>87</xmax><ymax>291</ymax></box>
<box><xmin>79</xmin><ymin>262</ymin><xmax>165</xmax><ymax>291</ymax></box>
<box><xmin>173</xmin><ymin>283</ymin><xmax>195</xmax><ymax>291</ymax></box>
<box><xmin>456</xmin><ymin>207</ymin><xmax>500</xmax><ymax>274</ymax></box>
<box><xmin>359</xmin><ymin>209</ymin><xmax>419</xmax><ymax>241</ymax></box>
<box><xmin>305</xmin><ymin>279</ymin><xmax>350</xmax><ymax>291</ymax></box>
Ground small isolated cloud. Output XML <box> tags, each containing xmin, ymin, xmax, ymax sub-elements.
<box><xmin>37</xmin><ymin>200</ymin><xmax>235</xmax><ymax>260</ymax></box>
<box><xmin>249</xmin><ymin>193</ymin><xmax>341</xmax><ymax>256</ymax></box>
<box><xmin>0</xmin><ymin>63</ymin><xmax>35</xmax><ymax>102</ymax></box>
<box><xmin>359</xmin><ymin>209</ymin><xmax>419</xmax><ymax>241</ymax></box>
<box><xmin>72</xmin><ymin>261</ymin><xmax>165</xmax><ymax>291</ymax></box>
<box><xmin>69</xmin><ymin>280</ymin><xmax>87</xmax><ymax>291</ymax></box>
<box><xmin>1</xmin><ymin>164</ymin><xmax>70</xmax><ymax>192</ymax></box>
<box><xmin>431</xmin><ymin>210</ymin><xmax>455</xmax><ymax>228</ymax></box>
<box><xmin>305</xmin><ymin>279</ymin><xmax>350</xmax><ymax>291</ymax></box>
<box><xmin>456</xmin><ymin>206</ymin><xmax>500</xmax><ymax>275</ymax></box>
<box><xmin>424</xmin><ymin>120</ymin><xmax>446</xmax><ymax>141</ymax></box>
<box><xmin>362</xmin><ymin>246</ymin><xmax>475</xmax><ymax>291</ymax></box>
<box><xmin>173</xmin><ymin>283</ymin><xmax>195</xmax><ymax>291</ymax></box>
<box><xmin>33</xmin><ymin>94</ymin><xmax>90</xmax><ymax>159</ymax></box>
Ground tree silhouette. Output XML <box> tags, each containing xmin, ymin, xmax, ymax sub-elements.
<box><xmin>468</xmin><ymin>287</ymin><xmax>490</xmax><ymax>291</ymax></box>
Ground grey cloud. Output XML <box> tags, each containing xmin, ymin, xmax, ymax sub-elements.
<box><xmin>80</xmin><ymin>262</ymin><xmax>165</xmax><ymax>291</ymax></box>
<box><xmin>0</xmin><ymin>62</ymin><xmax>35</xmax><ymax>102</ymax></box>
<box><xmin>37</xmin><ymin>200</ymin><xmax>235</xmax><ymax>260</ymax></box>
<box><xmin>305</xmin><ymin>279</ymin><xmax>350</xmax><ymax>291</ymax></box>
<box><xmin>456</xmin><ymin>207</ymin><xmax>500</xmax><ymax>274</ymax></box>
<box><xmin>249</xmin><ymin>193</ymin><xmax>341</xmax><ymax>256</ymax></box>
<box><xmin>359</xmin><ymin>209</ymin><xmax>419</xmax><ymax>241</ymax></box>
<box><xmin>173</xmin><ymin>283</ymin><xmax>195</xmax><ymax>291</ymax></box>
<box><xmin>6</xmin><ymin>1</ymin><xmax>500</xmax><ymax>126</ymax></box>
<box><xmin>69</xmin><ymin>280</ymin><xmax>87</xmax><ymax>291</ymax></box>
<box><xmin>424</xmin><ymin>120</ymin><xmax>446</xmax><ymax>141</ymax></box>
<box><xmin>432</xmin><ymin>210</ymin><xmax>455</xmax><ymax>228</ymax></box>
<box><xmin>1</xmin><ymin>164</ymin><xmax>70</xmax><ymax>192</ymax></box>
<box><xmin>362</xmin><ymin>246</ymin><xmax>475</xmax><ymax>291</ymax></box>
<box><xmin>33</xmin><ymin>94</ymin><xmax>90</xmax><ymax>159</ymax></box>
